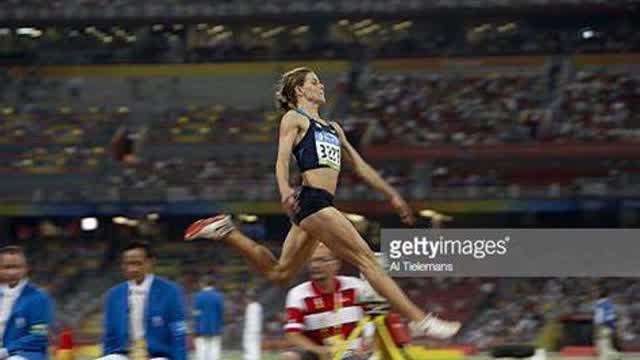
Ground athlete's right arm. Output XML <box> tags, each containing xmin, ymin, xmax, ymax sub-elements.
<box><xmin>276</xmin><ymin>111</ymin><xmax>303</xmax><ymax>214</ymax></box>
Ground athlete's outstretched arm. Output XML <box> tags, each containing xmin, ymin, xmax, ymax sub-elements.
<box><xmin>332</xmin><ymin>122</ymin><xmax>415</xmax><ymax>225</ymax></box>
<box><xmin>276</xmin><ymin>111</ymin><xmax>303</xmax><ymax>216</ymax></box>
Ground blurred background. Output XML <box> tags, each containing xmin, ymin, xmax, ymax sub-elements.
<box><xmin>0</xmin><ymin>0</ymin><xmax>640</xmax><ymax>358</ymax></box>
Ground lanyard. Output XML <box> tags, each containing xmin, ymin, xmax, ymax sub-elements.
<box><xmin>322</xmin><ymin>291</ymin><xmax>342</xmax><ymax>338</ymax></box>
<box><xmin>333</xmin><ymin>291</ymin><xmax>342</xmax><ymax>332</ymax></box>
<box><xmin>320</xmin><ymin>290</ymin><xmax>344</xmax><ymax>341</ymax></box>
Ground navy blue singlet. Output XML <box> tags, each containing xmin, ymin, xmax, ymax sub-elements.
<box><xmin>291</xmin><ymin>109</ymin><xmax>342</xmax><ymax>173</ymax></box>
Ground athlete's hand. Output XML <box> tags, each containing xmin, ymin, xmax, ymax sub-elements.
<box><xmin>281</xmin><ymin>187</ymin><xmax>300</xmax><ymax>218</ymax></box>
<box><xmin>391</xmin><ymin>194</ymin><xmax>415</xmax><ymax>225</ymax></box>
<box><xmin>432</xmin><ymin>214</ymin><xmax>453</xmax><ymax>229</ymax></box>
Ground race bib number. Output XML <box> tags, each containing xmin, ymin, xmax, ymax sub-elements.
<box><xmin>315</xmin><ymin>131</ymin><xmax>341</xmax><ymax>171</ymax></box>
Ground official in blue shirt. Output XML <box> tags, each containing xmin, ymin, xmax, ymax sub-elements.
<box><xmin>0</xmin><ymin>246</ymin><xmax>54</xmax><ymax>360</ymax></box>
<box><xmin>593</xmin><ymin>286</ymin><xmax>620</xmax><ymax>360</ymax></box>
<box><xmin>100</xmin><ymin>242</ymin><xmax>187</xmax><ymax>360</ymax></box>
<box><xmin>192</xmin><ymin>276</ymin><xmax>224</xmax><ymax>360</ymax></box>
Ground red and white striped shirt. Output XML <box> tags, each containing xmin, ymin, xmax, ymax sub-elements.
<box><xmin>284</xmin><ymin>276</ymin><xmax>366</xmax><ymax>345</ymax></box>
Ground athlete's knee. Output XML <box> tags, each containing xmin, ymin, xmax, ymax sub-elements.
<box><xmin>250</xmin><ymin>244</ymin><xmax>278</xmax><ymax>273</ymax></box>
<box><xmin>268</xmin><ymin>266</ymin><xmax>296</xmax><ymax>286</ymax></box>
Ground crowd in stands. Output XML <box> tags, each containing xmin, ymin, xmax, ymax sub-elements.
<box><xmin>0</xmin><ymin>17</ymin><xmax>638</xmax><ymax>64</ymax></box>
<box><xmin>349</xmin><ymin>69</ymin><xmax>640</xmax><ymax>146</ymax></box>
<box><xmin>555</xmin><ymin>71</ymin><xmax>640</xmax><ymax>142</ymax></box>
<box><xmin>154</xmin><ymin>105</ymin><xmax>278</xmax><ymax>144</ymax></box>
<box><xmin>0</xmin><ymin>63</ymin><xmax>638</xmax><ymax>201</ymax></box>
<box><xmin>398</xmin><ymin>278</ymin><xmax>496</xmax><ymax>327</ymax></box>
<box><xmin>461</xmin><ymin>279</ymin><xmax>548</xmax><ymax>349</ymax></box>
<box><xmin>348</xmin><ymin>72</ymin><xmax>548</xmax><ymax>146</ymax></box>
<box><xmin>460</xmin><ymin>278</ymin><xmax>640</xmax><ymax>350</ymax></box>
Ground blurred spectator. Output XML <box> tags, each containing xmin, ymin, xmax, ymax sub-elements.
<box><xmin>192</xmin><ymin>276</ymin><xmax>225</xmax><ymax>360</ymax></box>
<box><xmin>242</xmin><ymin>289</ymin><xmax>262</xmax><ymax>360</ymax></box>
<box><xmin>0</xmin><ymin>246</ymin><xmax>54</xmax><ymax>360</ymax></box>
<box><xmin>100</xmin><ymin>241</ymin><xmax>187</xmax><ymax>360</ymax></box>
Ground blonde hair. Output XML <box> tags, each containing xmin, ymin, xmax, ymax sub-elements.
<box><xmin>274</xmin><ymin>67</ymin><xmax>313</xmax><ymax>112</ymax></box>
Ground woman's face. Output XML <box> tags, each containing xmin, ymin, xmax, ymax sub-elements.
<box><xmin>296</xmin><ymin>72</ymin><xmax>326</xmax><ymax>105</ymax></box>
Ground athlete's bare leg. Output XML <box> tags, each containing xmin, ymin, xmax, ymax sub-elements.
<box><xmin>269</xmin><ymin>225</ymin><xmax>320</xmax><ymax>284</ymax></box>
<box><xmin>299</xmin><ymin>206</ymin><xmax>426</xmax><ymax>322</ymax></box>
<box><xmin>217</xmin><ymin>229</ymin><xmax>278</xmax><ymax>274</ymax></box>
<box><xmin>195</xmin><ymin>220</ymin><xmax>318</xmax><ymax>285</ymax></box>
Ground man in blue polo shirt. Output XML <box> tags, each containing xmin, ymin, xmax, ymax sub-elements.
<box><xmin>99</xmin><ymin>241</ymin><xmax>186</xmax><ymax>360</ymax></box>
<box><xmin>0</xmin><ymin>246</ymin><xmax>53</xmax><ymax>360</ymax></box>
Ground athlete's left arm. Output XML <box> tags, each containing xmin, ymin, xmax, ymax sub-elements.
<box><xmin>332</xmin><ymin>122</ymin><xmax>415</xmax><ymax>225</ymax></box>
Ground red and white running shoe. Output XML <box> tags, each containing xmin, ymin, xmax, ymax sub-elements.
<box><xmin>184</xmin><ymin>215</ymin><xmax>235</xmax><ymax>241</ymax></box>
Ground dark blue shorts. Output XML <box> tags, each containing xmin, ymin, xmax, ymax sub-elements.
<box><xmin>291</xmin><ymin>186</ymin><xmax>334</xmax><ymax>225</ymax></box>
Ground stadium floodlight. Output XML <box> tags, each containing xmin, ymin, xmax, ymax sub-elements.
<box><xmin>81</xmin><ymin>217</ymin><xmax>98</xmax><ymax>231</ymax></box>
<box><xmin>419</xmin><ymin>209</ymin><xmax>437</xmax><ymax>218</ymax></box>
<box><xmin>238</xmin><ymin>214</ymin><xmax>258</xmax><ymax>223</ymax></box>
<box><xmin>582</xmin><ymin>29</ymin><xmax>594</xmax><ymax>39</ymax></box>
<box><xmin>146</xmin><ymin>213</ymin><xmax>159</xmax><ymax>221</ymax></box>
<box><xmin>17</xmin><ymin>28</ymin><xmax>42</xmax><ymax>37</ymax></box>
<box><xmin>352</xmin><ymin>19</ymin><xmax>373</xmax><ymax>30</ymax></box>
<box><xmin>113</xmin><ymin>216</ymin><xmax>128</xmax><ymax>224</ymax></box>
<box><xmin>392</xmin><ymin>21</ymin><xmax>412</xmax><ymax>31</ymax></box>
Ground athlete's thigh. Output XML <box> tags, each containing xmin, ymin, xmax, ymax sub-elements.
<box><xmin>278</xmin><ymin>224</ymin><xmax>319</xmax><ymax>271</ymax></box>
<box><xmin>299</xmin><ymin>207</ymin><xmax>375</xmax><ymax>265</ymax></box>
